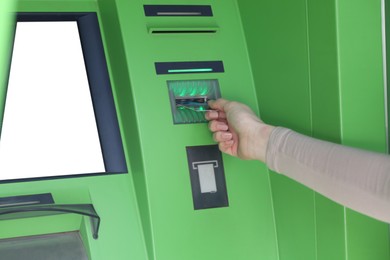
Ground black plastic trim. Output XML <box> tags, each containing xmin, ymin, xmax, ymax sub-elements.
<box><xmin>144</xmin><ymin>5</ymin><xmax>213</xmax><ymax>17</ymax></box>
<box><xmin>151</xmin><ymin>30</ymin><xmax>217</xmax><ymax>34</ymax></box>
<box><xmin>155</xmin><ymin>61</ymin><xmax>224</xmax><ymax>75</ymax></box>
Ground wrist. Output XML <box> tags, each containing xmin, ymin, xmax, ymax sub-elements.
<box><xmin>253</xmin><ymin>123</ymin><xmax>275</xmax><ymax>162</ymax></box>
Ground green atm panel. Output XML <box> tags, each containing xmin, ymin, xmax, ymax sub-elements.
<box><xmin>238</xmin><ymin>0</ymin><xmax>390</xmax><ymax>259</ymax></box>
<box><xmin>0</xmin><ymin>0</ymin><xmax>389</xmax><ymax>260</ymax></box>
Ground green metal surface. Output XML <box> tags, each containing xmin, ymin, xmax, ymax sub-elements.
<box><xmin>336</xmin><ymin>0</ymin><xmax>390</xmax><ymax>259</ymax></box>
<box><xmin>0</xmin><ymin>0</ymin><xmax>389</xmax><ymax>259</ymax></box>
<box><xmin>1</xmin><ymin>0</ymin><xmax>281</xmax><ymax>259</ymax></box>
<box><xmin>0</xmin><ymin>1</ymin><xmax>149</xmax><ymax>259</ymax></box>
<box><xmin>111</xmin><ymin>0</ymin><xmax>279</xmax><ymax>259</ymax></box>
<box><xmin>0</xmin><ymin>0</ymin><xmax>15</xmax><ymax>136</ymax></box>
<box><xmin>307</xmin><ymin>1</ymin><xmax>346</xmax><ymax>259</ymax></box>
<box><xmin>238</xmin><ymin>0</ymin><xmax>390</xmax><ymax>259</ymax></box>
<box><xmin>238</xmin><ymin>1</ymin><xmax>316</xmax><ymax>259</ymax></box>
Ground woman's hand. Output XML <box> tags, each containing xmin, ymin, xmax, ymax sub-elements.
<box><xmin>205</xmin><ymin>99</ymin><xmax>274</xmax><ymax>162</ymax></box>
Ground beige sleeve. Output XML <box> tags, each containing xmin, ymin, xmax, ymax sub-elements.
<box><xmin>266</xmin><ymin>127</ymin><xmax>390</xmax><ymax>223</ymax></box>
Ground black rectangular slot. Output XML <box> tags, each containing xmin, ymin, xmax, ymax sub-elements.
<box><xmin>0</xmin><ymin>193</ymin><xmax>54</xmax><ymax>208</ymax></box>
<box><xmin>150</xmin><ymin>29</ymin><xmax>217</xmax><ymax>34</ymax></box>
<box><xmin>155</xmin><ymin>61</ymin><xmax>224</xmax><ymax>75</ymax></box>
<box><xmin>144</xmin><ymin>5</ymin><xmax>213</xmax><ymax>17</ymax></box>
<box><xmin>186</xmin><ymin>145</ymin><xmax>228</xmax><ymax>210</ymax></box>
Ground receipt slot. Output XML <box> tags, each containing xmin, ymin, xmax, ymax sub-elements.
<box><xmin>193</xmin><ymin>160</ymin><xmax>218</xmax><ymax>193</ymax></box>
<box><xmin>186</xmin><ymin>145</ymin><xmax>228</xmax><ymax>210</ymax></box>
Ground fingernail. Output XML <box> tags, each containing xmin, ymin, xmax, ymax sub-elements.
<box><xmin>219</xmin><ymin>124</ymin><xmax>228</xmax><ymax>131</ymax></box>
<box><xmin>209</xmin><ymin>111</ymin><xmax>218</xmax><ymax>118</ymax></box>
<box><xmin>223</xmin><ymin>133</ymin><xmax>232</xmax><ymax>139</ymax></box>
<box><xmin>225</xmin><ymin>140</ymin><xmax>234</xmax><ymax>146</ymax></box>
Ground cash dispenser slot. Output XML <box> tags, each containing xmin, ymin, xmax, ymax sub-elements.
<box><xmin>144</xmin><ymin>5</ymin><xmax>213</xmax><ymax>17</ymax></box>
<box><xmin>0</xmin><ymin>193</ymin><xmax>100</xmax><ymax>239</ymax></box>
<box><xmin>0</xmin><ymin>203</ymin><xmax>100</xmax><ymax>239</ymax></box>
<box><xmin>0</xmin><ymin>232</ymin><xmax>88</xmax><ymax>260</ymax></box>
<box><xmin>0</xmin><ymin>193</ymin><xmax>54</xmax><ymax>208</ymax></box>
<box><xmin>0</xmin><ymin>193</ymin><xmax>99</xmax><ymax>259</ymax></box>
<box><xmin>155</xmin><ymin>61</ymin><xmax>224</xmax><ymax>75</ymax></box>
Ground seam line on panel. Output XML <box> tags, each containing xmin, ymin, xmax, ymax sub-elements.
<box><xmin>334</xmin><ymin>0</ymin><xmax>348</xmax><ymax>258</ymax></box>
<box><xmin>313</xmin><ymin>193</ymin><xmax>318</xmax><ymax>260</ymax></box>
<box><xmin>305</xmin><ymin>0</ymin><xmax>314</xmax><ymax>138</ymax></box>
<box><xmin>381</xmin><ymin>0</ymin><xmax>389</xmax><ymax>153</ymax></box>
<box><xmin>343</xmin><ymin>207</ymin><xmax>349</xmax><ymax>260</ymax></box>
<box><xmin>334</xmin><ymin>1</ymin><xmax>344</xmax><ymax>143</ymax></box>
<box><xmin>266</xmin><ymin>168</ymin><xmax>281</xmax><ymax>260</ymax></box>
<box><xmin>304</xmin><ymin>0</ymin><xmax>317</xmax><ymax>258</ymax></box>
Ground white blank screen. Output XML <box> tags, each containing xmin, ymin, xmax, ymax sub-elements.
<box><xmin>0</xmin><ymin>21</ymin><xmax>105</xmax><ymax>180</ymax></box>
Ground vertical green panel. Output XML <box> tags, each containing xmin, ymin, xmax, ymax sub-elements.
<box><xmin>0</xmin><ymin>0</ymin><xmax>15</xmax><ymax>135</ymax></box>
<box><xmin>0</xmin><ymin>1</ymin><xmax>149</xmax><ymax>259</ymax></box>
<box><xmin>314</xmin><ymin>196</ymin><xmax>346</xmax><ymax>260</ymax></box>
<box><xmin>96</xmin><ymin>0</ymin><xmax>152</xmax><ymax>258</ymax></box>
<box><xmin>113</xmin><ymin>0</ymin><xmax>279</xmax><ymax>259</ymax></box>
<box><xmin>238</xmin><ymin>0</ymin><xmax>316</xmax><ymax>259</ymax></box>
<box><xmin>336</xmin><ymin>0</ymin><xmax>390</xmax><ymax>259</ymax></box>
<box><xmin>306</xmin><ymin>0</ymin><xmax>346</xmax><ymax>260</ymax></box>
<box><xmin>307</xmin><ymin>0</ymin><xmax>341</xmax><ymax>143</ymax></box>
<box><xmin>337</xmin><ymin>0</ymin><xmax>387</xmax><ymax>152</ymax></box>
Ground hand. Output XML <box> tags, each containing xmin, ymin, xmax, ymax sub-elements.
<box><xmin>205</xmin><ymin>99</ymin><xmax>274</xmax><ymax>162</ymax></box>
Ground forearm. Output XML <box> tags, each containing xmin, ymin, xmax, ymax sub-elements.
<box><xmin>266</xmin><ymin>127</ymin><xmax>390</xmax><ymax>223</ymax></box>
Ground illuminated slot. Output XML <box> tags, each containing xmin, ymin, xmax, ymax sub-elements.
<box><xmin>168</xmin><ymin>79</ymin><xmax>221</xmax><ymax>124</ymax></box>
<box><xmin>157</xmin><ymin>12</ymin><xmax>202</xmax><ymax>16</ymax></box>
<box><xmin>155</xmin><ymin>61</ymin><xmax>224</xmax><ymax>75</ymax></box>
<box><xmin>168</xmin><ymin>68</ymin><xmax>213</xmax><ymax>73</ymax></box>
<box><xmin>175</xmin><ymin>96</ymin><xmax>210</xmax><ymax>112</ymax></box>
<box><xmin>144</xmin><ymin>5</ymin><xmax>213</xmax><ymax>17</ymax></box>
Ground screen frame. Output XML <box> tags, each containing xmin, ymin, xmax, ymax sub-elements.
<box><xmin>0</xmin><ymin>12</ymin><xmax>128</xmax><ymax>183</ymax></box>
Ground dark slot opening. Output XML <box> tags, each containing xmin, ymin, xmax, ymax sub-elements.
<box><xmin>155</xmin><ymin>61</ymin><xmax>224</xmax><ymax>75</ymax></box>
<box><xmin>144</xmin><ymin>5</ymin><xmax>213</xmax><ymax>17</ymax></box>
<box><xmin>151</xmin><ymin>30</ymin><xmax>217</xmax><ymax>34</ymax></box>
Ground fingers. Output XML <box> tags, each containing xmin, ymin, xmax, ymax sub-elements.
<box><xmin>208</xmin><ymin>98</ymin><xmax>230</xmax><ymax>111</ymax></box>
<box><xmin>208</xmin><ymin>120</ymin><xmax>228</xmax><ymax>132</ymax></box>
<box><xmin>206</xmin><ymin>98</ymin><xmax>236</xmax><ymax>156</ymax></box>
<box><xmin>205</xmin><ymin>110</ymin><xmax>227</xmax><ymax>120</ymax></box>
<box><xmin>213</xmin><ymin>131</ymin><xmax>232</xmax><ymax>142</ymax></box>
<box><xmin>218</xmin><ymin>140</ymin><xmax>235</xmax><ymax>157</ymax></box>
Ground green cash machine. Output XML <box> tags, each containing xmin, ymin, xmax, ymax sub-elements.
<box><xmin>0</xmin><ymin>0</ymin><xmax>389</xmax><ymax>259</ymax></box>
